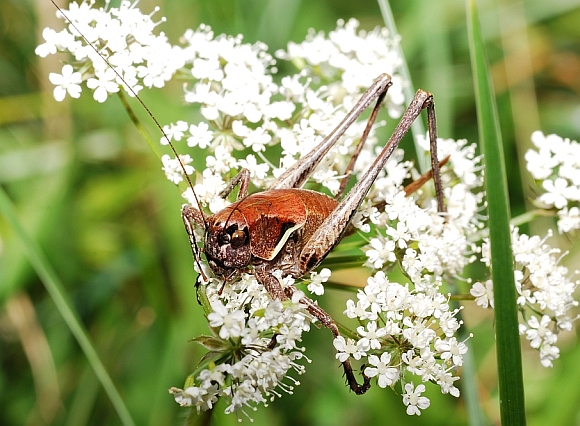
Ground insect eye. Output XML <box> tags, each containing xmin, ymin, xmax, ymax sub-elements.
<box><xmin>230</xmin><ymin>230</ymin><xmax>247</xmax><ymax>248</ymax></box>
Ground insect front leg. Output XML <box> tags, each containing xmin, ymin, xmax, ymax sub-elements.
<box><xmin>254</xmin><ymin>263</ymin><xmax>371</xmax><ymax>394</ymax></box>
<box><xmin>220</xmin><ymin>168</ymin><xmax>251</xmax><ymax>200</ymax></box>
<box><xmin>182</xmin><ymin>205</ymin><xmax>207</xmax><ymax>282</ymax></box>
<box><xmin>181</xmin><ymin>168</ymin><xmax>251</xmax><ymax>283</ymax></box>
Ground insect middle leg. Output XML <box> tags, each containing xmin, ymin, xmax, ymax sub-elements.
<box><xmin>254</xmin><ymin>263</ymin><xmax>371</xmax><ymax>394</ymax></box>
<box><xmin>219</xmin><ymin>168</ymin><xmax>251</xmax><ymax>200</ymax></box>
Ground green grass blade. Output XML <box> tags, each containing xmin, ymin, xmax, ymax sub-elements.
<box><xmin>466</xmin><ymin>1</ymin><xmax>526</xmax><ymax>424</ymax></box>
<box><xmin>0</xmin><ymin>186</ymin><xmax>136</xmax><ymax>426</ymax></box>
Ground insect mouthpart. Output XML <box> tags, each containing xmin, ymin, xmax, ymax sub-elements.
<box><xmin>205</xmin><ymin>219</ymin><xmax>252</xmax><ymax>273</ymax></box>
<box><xmin>205</xmin><ymin>255</ymin><xmax>241</xmax><ymax>283</ymax></box>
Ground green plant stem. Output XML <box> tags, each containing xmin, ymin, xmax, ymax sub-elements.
<box><xmin>116</xmin><ymin>90</ymin><xmax>193</xmax><ymax>196</ymax></box>
<box><xmin>511</xmin><ymin>208</ymin><xmax>555</xmax><ymax>226</ymax></box>
<box><xmin>117</xmin><ymin>90</ymin><xmax>164</xmax><ymax>160</ymax></box>
<box><xmin>470</xmin><ymin>208</ymin><xmax>556</xmax><ymax>242</ymax></box>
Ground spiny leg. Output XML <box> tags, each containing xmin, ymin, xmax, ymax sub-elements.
<box><xmin>298</xmin><ymin>89</ymin><xmax>445</xmax><ymax>274</ymax></box>
<box><xmin>182</xmin><ymin>205</ymin><xmax>207</xmax><ymax>282</ymax></box>
<box><xmin>220</xmin><ymin>168</ymin><xmax>251</xmax><ymax>200</ymax></box>
<box><xmin>337</xmin><ymin>91</ymin><xmax>387</xmax><ymax>198</ymax></box>
<box><xmin>282</xmin><ymin>285</ymin><xmax>371</xmax><ymax>395</ymax></box>
<box><xmin>403</xmin><ymin>155</ymin><xmax>450</xmax><ymax>197</ymax></box>
<box><xmin>426</xmin><ymin>100</ymin><xmax>446</xmax><ymax>213</ymax></box>
<box><xmin>181</xmin><ymin>169</ymin><xmax>251</xmax><ymax>288</ymax></box>
<box><xmin>254</xmin><ymin>264</ymin><xmax>371</xmax><ymax>394</ymax></box>
<box><xmin>272</xmin><ymin>74</ymin><xmax>393</xmax><ymax>190</ymax></box>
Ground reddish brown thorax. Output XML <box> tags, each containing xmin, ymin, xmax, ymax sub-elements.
<box><xmin>204</xmin><ymin>188</ymin><xmax>338</xmax><ymax>279</ymax></box>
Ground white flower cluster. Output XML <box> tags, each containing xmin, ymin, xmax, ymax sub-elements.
<box><xmin>37</xmin><ymin>2</ymin><xmax>409</xmax><ymax>207</ymax></box>
<box><xmin>338</xmin><ymin>272</ymin><xmax>466</xmax><ymax>408</ymax></box>
<box><xmin>336</xmin><ymin>137</ymin><xmax>484</xmax><ymax>414</ymax></box>
<box><xmin>471</xmin><ymin>227</ymin><xmax>579</xmax><ymax>367</ymax></box>
<box><xmin>526</xmin><ymin>131</ymin><xmax>580</xmax><ymax>233</ymax></box>
<box><xmin>160</xmin><ymin>24</ymin><xmax>292</xmax><ymax>208</ymax></box>
<box><xmin>361</xmin><ymin>136</ymin><xmax>484</xmax><ymax>279</ymax></box>
<box><xmin>36</xmin><ymin>0</ymin><xmax>184</xmax><ymax>102</ymax></box>
<box><xmin>161</xmin><ymin>19</ymin><xmax>408</xmax><ymax>206</ymax></box>
<box><xmin>170</xmin><ymin>274</ymin><xmax>312</xmax><ymax>416</ymax></box>
<box><xmin>169</xmin><ymin>21</ymin><xmax>481</xmax><ymax>414</ymax></box>
<box><xmin>276</xmin><ymin>18</ymin><xmax>405</xmax><ymax>117</ymax></box>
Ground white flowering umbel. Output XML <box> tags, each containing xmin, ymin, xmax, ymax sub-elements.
<box><xmin>469</xmin><ymin>130</ymin><xmax>580</xmax><ymax>366</ymax></box>
<box><xmin>170</xmin><ymin>279</ymin><xmax>312</xmax><ymax>415</ymax></box>
<box><xmin>36</xmin><ymin>1</ymin><xmax>185</xmax><ymax>102</ymax></box>
<box><xmin>334</xmin><ymin>136</ymin><xmax>485</xmax><ymax>412</ymax></box>
<box><xmin>525</xmin><ymin>131</ymin><xmax>580</xmax><ymax>233</ymax></box>
<box><xmin>276</xmin><ymin>18</ymin><xmax>405</xmax><ymax>117</ymax></box>
<box><xmin>472</xmin><ymin>228</ymin><xmax>579</xmax><ymax>367</ymax></box>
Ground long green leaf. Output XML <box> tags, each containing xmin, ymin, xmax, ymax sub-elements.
<box><xmin>0</xmin><ymin>186</ymin><xmax>136</xmax><ymax>426</ymax></box>
<box><xmin>466</xmin><ymin>1</ymin><xmax>526</xmax><ymax>424</ymax></box>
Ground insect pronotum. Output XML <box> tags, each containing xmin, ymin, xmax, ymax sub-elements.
<box><xmin>52</xmin><ymin>0</ymin><xmax>446</xmax><ymax>395</ymax></box>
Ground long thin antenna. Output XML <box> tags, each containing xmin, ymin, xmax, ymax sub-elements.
<box><xmin>49</xmin><ymin>0</ymin><xmax>207</xmax><ymax>225</ymax></box>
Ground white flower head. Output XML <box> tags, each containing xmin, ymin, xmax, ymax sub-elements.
<box><xmin>364</xmin><ymin>353</ymin><xmax>398</xmax><ymax>388</ymax></box>
<box><xmin>86</xmin><ymin>67</ymin><xmax>120</xmax><ymax>102</ymax></box>
<box><xmin>49</xmin><ymin>64</ymin><xmax>82</xmax><ymax>101</ymax></box>
<box><xmin>475</xmin><ymin>227</ymin><xmax>579</xmax><ymax>366</ymax></box>
<box><xmin>161</xmin><ymin>154</ymin><xmax>194</xmax><ymax>184</ymax></box>
<box><xmin>39</xmin><ymin>1</ymin><xmax>182</xmax><ymax>102</ymax></box>
<box><xmin>402</xmin><ymin>383</ymin><xmax>430</xmax><ymax>416</ymax></box>
<box><xmin>526</xmin><ymin>131</ymin><xmax>580</xmax><ymax>232</ymax></box>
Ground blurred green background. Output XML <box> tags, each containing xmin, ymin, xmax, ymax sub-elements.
<box><xmin>1</xmin><ymin>0</ymin><xmax>580</xmax><ymax>424</ymax></box>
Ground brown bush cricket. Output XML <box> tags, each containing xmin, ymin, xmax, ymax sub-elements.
<box><xmin>181</xmin><ymin>74</ymin><xmax>447</xmax><ymax>394</ymax></box>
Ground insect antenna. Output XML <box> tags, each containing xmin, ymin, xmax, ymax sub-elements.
<box><xmin>49</xmin><ymin>1</ymin><xmax>206</xmax><ymax>220</ymax></box>
<box><xmin>49</xmin><ymin>0</ymin><xmax>209</xmax><ymax>269</ymax></box>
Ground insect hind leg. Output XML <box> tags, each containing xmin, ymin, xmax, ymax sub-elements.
<box><xmin>298</xmin><ymin>89</ymin><xmax>446</xmax><ymax>275</ymax></box>
<box><xmin>337</xmin><ymin>90</ymin><xmax>387</xmax><ymax>198</ymax></box>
